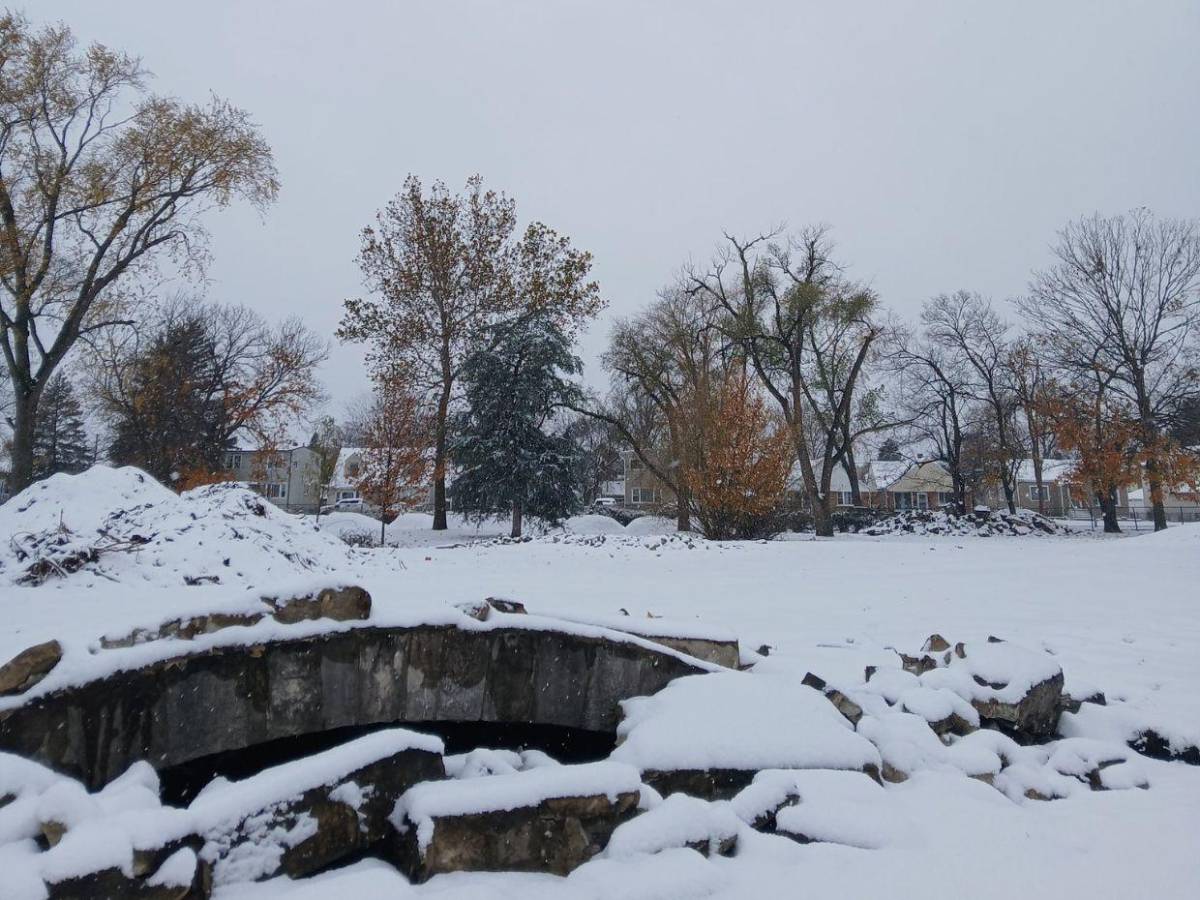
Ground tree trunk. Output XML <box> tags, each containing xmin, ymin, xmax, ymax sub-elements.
<box><xmin>843</xmin><ymin>445</ymin><xmax>862</xmax><ymax>506</ymax></box>
<box><xmin>1099</xmin><ymin>487</ymin><xmax>1121</xmax><ymax>534</ymax></box>
<box><xmin>811</xmin><ymin>494</ymin><xmax>834</xmax><ymax>537</ymax></box>
<box><xmin>7</xmin><ymin>389</ymin><xmax>38</xmax><ymax>495</ymax></box>
<box><xmin>380</xmin><ymin>512</ymin><xmax>387</xmax><ymax>546</ymax></box>
<box><xmin>675</xmin><ymin>492</ymin><xmax>690</xmax><ymax>533</ymax></box>
<box><xmin>1144</xmin><ymin>456</ymin><xmax>1169</xmax><ymax>532</ymax></box>
<box><xmin>511</xmin><ymin>500</ymin><xmax>523</xmax><ymax>538</ymax></box>
<box><xmin>432</xmin><ymin>379</ymin><xmax>451</xmax><ymax>531</ymax></box>
<box><xmin>1001</xmin><ymin>470</ymin><xmax>1017</xmax><ymax>514</ymax></box>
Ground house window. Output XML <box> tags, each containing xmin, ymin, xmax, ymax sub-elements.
<box><xmin>345</xmin><ymin>459</ymin><xmax>360</xmax><ymax>479</ymax></box>
<box><xmin>1028</xmin><ymin>485</ymin><xmax>1049</xmax><ymax>501</ymax></box>
<box><xmin>628</xmin><ymin>457</ymin><xmax>642</xmax><ymax>471</ymax></box>
<box><xmin>896</xmin><ymin>491</ymin><xmax>928</xmax><ymax>511</ymax></box>
<box><xmin>264</xmin><ymin>483</ymin><xmax>287</xmax><ymax>499</ymax></box>
<box><xmin>224</xmin><ymin>453</ymin><xmax>242</xmax><ymax>470</ymax></box>
<box><xmin>630</xmin><ymin>487</ymin><xmax>656</xmax><ymax>504</ymax></box>
<box><xmin>836</xmin><ymin>491</ymin><xmax>854</xmax><ymax>507</ymax></box>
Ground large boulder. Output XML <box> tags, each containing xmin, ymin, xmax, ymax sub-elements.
<box><xmin>0</xmin><ymin>639</ymin><xmax>62</xmax><ymax>695</ymax></box>
<box><xmin>390</xmin><ymin>761</ymin><xmax>640</xmax><ymax>879</ymax></box>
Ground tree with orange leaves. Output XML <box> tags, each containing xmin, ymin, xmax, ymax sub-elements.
<box><xmin>355</xmin><ymin>373</ymin><xmax>431</xmax><ymax>545</ymax></box>
<box><xmin>683</xmin><ymin>371</ymin><xmax>793</xmax><ymax>540</ymax></box>
<box><xmin>1040</xmin><ymin>369</ymin><xmax>1199</xmax><ymax>533</ymax></box>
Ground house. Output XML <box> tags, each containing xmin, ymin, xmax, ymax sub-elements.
<box><xmin>1128</xmin><ymin>452</ymin><xmax>1200</xmax><ymax>522</ymax></box>
<box><xmin>326</xmin><ymin>447</ymin><xmax>436</xmax><ymax>512</ymax></box>
<box><xmin>975</xmin><ymin>458</ymin><xmax>1133</xmax><ymax>517</ymax></box>
<box><xmin>621</xmin><ymin>450</ymin><xmax>669</xmax><ymax>508</ymax></box>
<box><xmin>221</xmin><ymin>446</ymin><xmax>322</xmax><ymax>513</ymax></box>
<box><xmin>788</xmin><ymin>458</ymin><xmax>958</xmax><ymax>512</ymax></box>
<box><xmin>870</xmin><ymin>459</ymin><xmax>958</xmax><ymax>511</ymax></box>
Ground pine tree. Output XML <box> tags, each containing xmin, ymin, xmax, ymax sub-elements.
<box><xmin>31</xmin><ymin>374</ymin><xmax>90</xmax><ymax>480</ymax></box>
<box><xmin>449</xmin><ymin>314</ymin><xmax>584</xmax><ymax>537</ymax></box>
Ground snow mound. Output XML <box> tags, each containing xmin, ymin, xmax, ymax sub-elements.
<box><xmin>863</xmin><ymin>508</ymin><xmax>1064</xmax><ymax>537</ymax></box>
<box><xmin>623</xmin><ymin>515</ymin><xmax>678</xmax><ymax>536</ymax></box>
<box><xmin>562</xmin><ymin>514</ymin><xmax>627</xmax><ymax>535</ymax></box>
<box><xmin>0</xmin><ymin>466</ymin><xmax>353</xmax><ymax>587</ymax></box>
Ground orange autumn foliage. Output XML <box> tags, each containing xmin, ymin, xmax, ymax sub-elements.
<box><xmin>683</xmin><ymin>372</ymin><xmax>793</xmax><ymax>540</ymax></box>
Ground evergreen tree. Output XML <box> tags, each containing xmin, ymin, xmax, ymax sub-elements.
<box><xmin>449</xmin><ymin>314</ymin><xmax>584</xmax><ymax>537</ymax></box>
<box><xmin>107</xmin><ymin>318</ymin><xmax>230</xmax><ymax>485</ymax></box>
<box><xmin>31</xmin><ymin>374</ymin><xmax>90</xmax><ymax>480</ymax></box>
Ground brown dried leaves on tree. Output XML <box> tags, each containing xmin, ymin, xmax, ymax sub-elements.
<box><xmin>0</xmin><ymin>13</ymin><xmax>279</xmax><ymax>491</ymax></box>
<box><xmin>338</xmin><ymin>174</ymin><xmax>603</xmax><ymax>529</ymax></box>
<box><xmin>683</xmin><ymin>372</ymin><xmax>793</xmax><ymax>540</ymax></box>
<box><xmin>355</xmin><ymin>374</ymin><xmax>431</xmax><ymax>545</ymax></box>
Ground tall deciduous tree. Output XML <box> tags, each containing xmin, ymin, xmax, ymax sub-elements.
<box><xmin>922</xmin><ymin>292</ymin><xmax>1021</xmax><ymax>513</ymax></box>
<box><xmin>356</xmin><ymin>374</ymin><xmax>430</xmax><ymax>546</ymax></box>
<box><xmin>0</xmin><ymin>14</ymin><xmax>278</xmax><ymax>493</ymax></box>
<box><xmin>31</xmin><ymin>372</ymin><xmax>89</xmax><ymax>480</ymax></box>
<box><xmin>687</xmin><ymin>227</ymin><xmax>883</xmax><ymax>537</ymax></box>
<box><xmin>339</xmin><ymin>175</ymin><xmax>602</xmax><ymax>530</ymax></box>
<box><xmin>449</xmin><ymin>313</ymin><xmax>584</xmax><ymax>538</ymax></box>
<box><xmin>593</xmin><ymin>286</ymin><xmax>730</xmax><ymax>532</ymax></box>
<box><xmin>1025</xmin><ymin>209</ymin><xmax>1200</xmax><ymax>531</ymax></box>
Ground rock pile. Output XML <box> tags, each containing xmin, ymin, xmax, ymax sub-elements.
<box><xmin>863</xmin><ymin>509</ymin><xmax>1064</xmax><ymax>537</ymax></box>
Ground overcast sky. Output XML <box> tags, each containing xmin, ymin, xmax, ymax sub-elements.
<box><xmin>37</xmin><ymin>0</ymin><xmax>1200</xmax><ymax>413</ymax></box>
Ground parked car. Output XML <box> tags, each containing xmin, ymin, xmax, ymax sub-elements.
<box><xmin>593</xmin><ymin>497</ymin><xmax>617</xmax><ymax>507</ymax></box>
<box><xmin>320</xmin><ymin>497</ymin><xmax>365</xmax><ymax>515</ymax></box>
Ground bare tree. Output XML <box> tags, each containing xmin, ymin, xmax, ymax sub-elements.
<box><xmin>339</xmin><ymin>175</ymin><xmax>602</xmax><ymax>530</ymax></box>
<box><xmin>1008</xmin><ymin>338</ymin><xmax>1056</xmax><ymax>514</ymax></box>
<box><xmin>923</xmin><ymin>292</ymin><xmax>1021</xmax><ymax>513</ymax></box>
<box><xmin>686</xmin><ymin>227</ymin><xmax>882</xmax><ymax>537</ymax></box>
<box><xmin>891</xmin><ymin>329</ymin><xmax>976</xmax><ymax>513</ymax></box>
<box><xmin>0</xmin><ymin>14</ymin><xmax>278</xmax><ymax>493</ymax></box>
<box><xmin>1025</xmin><ymin>209</ymin><xmax>1200</xmax><ymax>531</ymax></box>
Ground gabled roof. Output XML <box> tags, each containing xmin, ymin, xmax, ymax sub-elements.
<box><xmin>329</xmin><ymin>447</ymin><xmax>366</xmax><ymax>487</ymax></box>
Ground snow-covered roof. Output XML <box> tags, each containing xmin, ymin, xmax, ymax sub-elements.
<box><xmin>1013</xmin><ymin>459</ymin><xmax>1076</xmax><ymax>483</ymax></box>
<box><xmin>864</xmin><ymin>459</ymin><xmax>912</xmax><ymax>491</ymax></box>
<box><xmin>788</xmin><ymin>462</ymin><xmax>854</xmax><ymax>494</ymax></box>
<box><xmin>329</xmin><ymin>447</ymin><xmax>366</xmax><ymax>488</ymax></box>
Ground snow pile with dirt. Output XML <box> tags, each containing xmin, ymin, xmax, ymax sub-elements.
<box><xmin>863</xmin><ymin>508</ymin><xmax>1064</xmax><ymax>537</ymax></box>
<box><xmin>0</xmin><ymin>467</ymin><xmax>352</xmax><ymax>588</ymax></box>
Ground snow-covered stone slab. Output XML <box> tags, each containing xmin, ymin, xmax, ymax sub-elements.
<box><xmin>191</xmin><ymin>727</ymin><xmax>444</xmax><ymax>885</ymax></box>
<box><xmin>390</xmin><ymin>760</ymin><xmax>641</xmax><ymax>879</ymax></box>
<box><xmin>771</xmin><ymin>770</ymin><xmax>897</xmax><ymax>849</ymax></box>
<box><xmin>545</xmin><ymin>612</ymin><xmax>741</xmax><ymax>669</ymax></box>
<box><xmin>1060</xmin><ymin>702</ymin><xmax>1200</xmax><ymax>765</ymax></box>
<box><xmin>612</xmin><ymin>672</ymin><xmax>882</xmax><ymax>799</ymax></box>
<box><xmin>604</xmin><ymin>793</ymin><xmax>741</xmax><ymax>859</ymax></box>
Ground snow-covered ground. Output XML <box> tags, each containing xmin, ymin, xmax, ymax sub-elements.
<box><xmin>1</xmin><ymin>468</ymin><xmax>1198</xmax><ymax>898</ymax></box>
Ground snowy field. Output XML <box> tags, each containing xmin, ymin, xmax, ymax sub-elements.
<box><xmin>1</xmin><ymin>469</ymin><xmax>1198</xmax><ymax>898</ymax></box>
